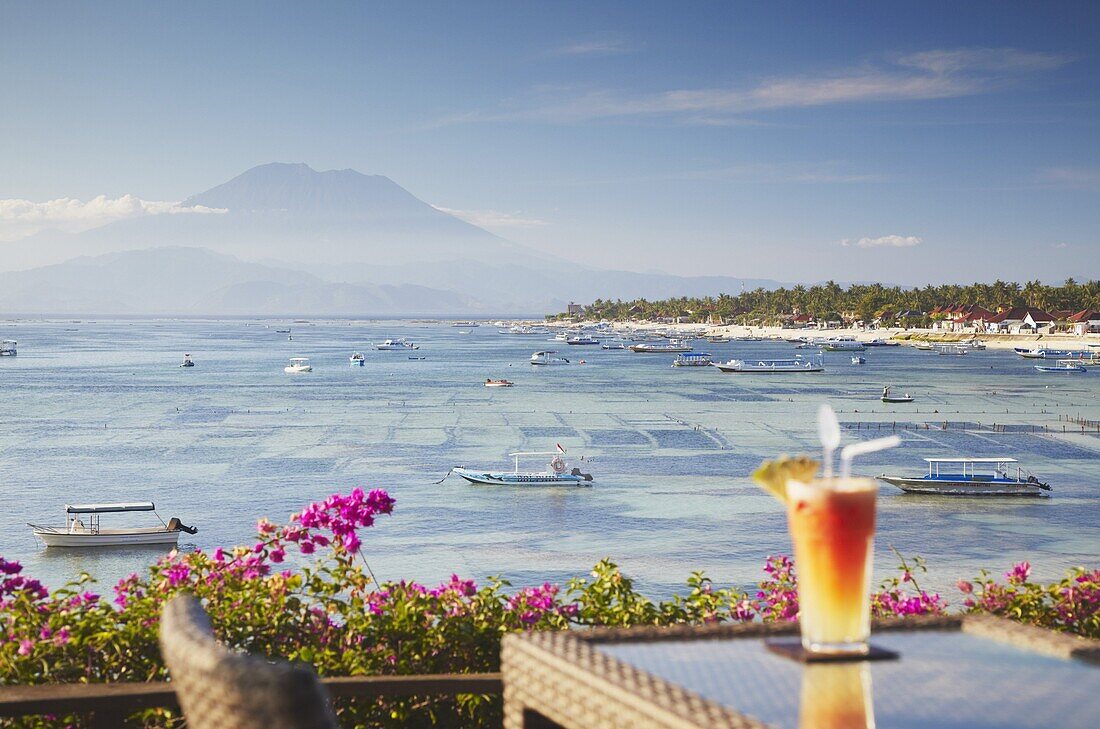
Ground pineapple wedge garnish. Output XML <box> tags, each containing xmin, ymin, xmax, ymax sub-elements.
<box><xmin>752</xmin><ymin>456</ymin><xmax>820</xmax><ymax>504</ymax></box>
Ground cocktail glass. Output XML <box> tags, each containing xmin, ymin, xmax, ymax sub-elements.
<box><xmin>786</xmin><ymin>477</ymin><xmax>877</xmax><ymax>655</ymax></box>
<box><xmin>798</xmin><ymin>662</ymin><xmax>875</xmax><ymax>729</ymax></box>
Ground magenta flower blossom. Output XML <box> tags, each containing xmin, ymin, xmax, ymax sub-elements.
<box><xmin>1007</xmin><ymin>561</ymin><xmax>1031</xmax><ymax>585</ymax></box>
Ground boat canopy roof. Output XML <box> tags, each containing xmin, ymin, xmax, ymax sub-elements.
<box><xmin>66</xmin><ymin>502</ymin><xmax>156</xmax><ymax>514</ymax></box>
<box><xmin>288</xmin><ymin>357</ymin><xmax>310</xmax><ymax>362</ymax></box>
<box><xmin>923</xmin><ymin>458</ymin><xmax>1017</xmax><ymax>464</ymax></box>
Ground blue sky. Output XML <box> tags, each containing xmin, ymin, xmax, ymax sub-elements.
<box><xmin>1</xmin><ymin>1</ymin><xmax>1098</xmax><ymax>283</ymax></box>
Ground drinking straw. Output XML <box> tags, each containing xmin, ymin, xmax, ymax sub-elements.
<box><xmin>840</xmin><ymin>435</ymin><xmax>901</xmax><ymax>479</ymax></box>
<box><xmin>817</xmin><ymin>403</ymin><xmax>841</xmax><ymax>478</ymax></box>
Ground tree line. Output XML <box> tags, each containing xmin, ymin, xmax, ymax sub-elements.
<box><xmin>553</xmin><ymin>279</ymin><xmax>1100</xmax><ymax>325</ymax></box>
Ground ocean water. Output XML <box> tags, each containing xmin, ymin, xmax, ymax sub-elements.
<box><xmin>1</xmin><ymin>320</ymin><xmax>1097</xmax><ymax>601</ymax></box>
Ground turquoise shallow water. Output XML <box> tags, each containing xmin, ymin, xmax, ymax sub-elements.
<box><xmin>1</xmin><ymin>320</ymin><xmax>1097</xmax><ymax>599</ymax></box>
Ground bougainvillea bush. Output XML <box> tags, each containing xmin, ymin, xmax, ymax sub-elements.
<box><xmin>1</xmin><ymin>489</ymin><xmax>1096</xmax><ymax>728</ymax></box>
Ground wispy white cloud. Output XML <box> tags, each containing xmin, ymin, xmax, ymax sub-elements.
<box><xmin>0</xmin><ymin>195</ymin><xmax>225</xmax><ymax>241</ymax></box>
<box><xmin>1036</xmin><ymin>167</ymin><xmax>1100</xmax><ymax>190</ymax></box>
<box><xmin>840</xmin><ymin>235</ymin><xmax>922</xmax><ymax>248</ymax></box>
<box><xmin>432</xmin><ymin>205</ymin><xmax>548</xmax><ymax>229</ymax></box>
<box><xmin>445</xmin><ymin>47</ymin><xmax>1071</xmax><ymax>125</ymax></box>
<box><xmin>549</xmin><ymin>33</ymin><xmax>634</xmax><ymax>57</ymax></box>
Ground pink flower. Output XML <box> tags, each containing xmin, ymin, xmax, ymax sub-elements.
<box><xmin>957</xmin><ymin>580</ymin><xmax>974</xmax><ymax>594</ymax></box>
<box><xmin>17</xmin><ymin>639</ymin><xmax>33</xmax><ymax>656</ymax></box>
<box><xmin>55</xmin><ymin>627</ymin><xmax>71</xmax><ymax>645</ymax></box>
<box><xmin>270</xmin><ymin>548</ymin><xmax>285</xmax><ymax>563</ymax></box>
<box><xmin>1006</xmin><ymin>562</ymin><xmax>1031</xmax><ymax>585</ymax></box>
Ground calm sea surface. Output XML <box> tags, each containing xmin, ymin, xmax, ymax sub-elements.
<box><xmin>1</xmin><ymin>320</ymin><xmax>1098</xmax><ymax>600</ymax></box>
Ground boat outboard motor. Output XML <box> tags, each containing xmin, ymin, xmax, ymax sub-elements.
<box><xmin>1026</xmin><ymin>475</ymin><xmax>1052</xmax><ymax>491</ymax></box>
<box><xmin>167</xmin><ymin>517</ymin><xmax>198</xmax><ymax>534</ymax></box>
<box><xmin>570</xmin><ymin>467</ymin><xmax>594</xmax><ymax>482</ymax></box>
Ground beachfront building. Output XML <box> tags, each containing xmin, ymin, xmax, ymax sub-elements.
<box><xmin>566</xmin><ymin>302</ymin><xmax>585</xmax><ymax>317</ymax></box>
<box><xmin>1062</xmin><ymin>309</ymin><xmax>1100</xmax><ymax>336</ymax></box>
<box><xmin>985</xmin><ymin>306</ymin><xmax>1057</xmax><ymax>334</ymax></box>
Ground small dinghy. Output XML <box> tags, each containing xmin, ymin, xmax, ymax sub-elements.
<box><xmin>485</xmin><ymin>378</ymin><xmax>514</xmax><ymax>387</ymax></box>
<box><xmin>881</xmin><ymin>386</ymin><xmax>914</xmax><ymax>403</ymax></box>
<box><xmin>350</xmin><ymin>352</ymin><xmax>365</xmax><ymax>366</ymax></box>
<box><xmin>851</xmin><ymin>356</ymin><xmax>866</xmax><ymax>365</ymax></box>
<box><xmin>29</xmin><ymin>502</ymin><xmax>197</xmax><ymax>548</ymax></box>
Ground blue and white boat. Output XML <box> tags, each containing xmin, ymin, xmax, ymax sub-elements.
<box><xmin>878</xmin><ymin>458</ymin><xmax>1051</xmax><ymax>496</ymax></box>
<box><xmin>1034</xmin><ymin>359</ymin><xmax>1087</xmax><ymax>373</ymax></box>
<box><xmin>350</xmin><ymin>352</ymin><xmax>365</xmax><ymax>366</ymax></box>
<box><xmin>530</xmin><ymin>350</ymin><xmax>570</xmax><ymax>365</ymax></box>
<box><xmin>1015</xmin><ymin>347</ymin><xmax>1074</xmax><ymax>359</ymax></box>
<box><xmin>375</xmin><ymin>338</ymin><xmax>419</xmax><ymax>351</ymax></box>
<box><xmin>672</xmin><ymin>352</ymin><xmax>713</xmax><ymax>367</ymax></box>
<box><xmin>566</xmin><ymin>335</ymin><xmax>600</xmax><ymax>346</ymax></box>
<box><xmin>452</xmin><ymin>447</ymin><xmax>593</xmax><ymax>487</ymax></box>
<box><xmin>712</xmin><ymin>354</ymin><xmax>824</xmax><ymax>373</ymax></box>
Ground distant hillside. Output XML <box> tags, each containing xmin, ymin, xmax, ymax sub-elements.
<box><xmin>0</xmin><ymin>162</ymin><xmax>782</xmax><ymax>313</ymax></box>
<box><xmin>0</xmin><ymin>247</ymin><xmax>476</xmax><ymax>315</ymax></box>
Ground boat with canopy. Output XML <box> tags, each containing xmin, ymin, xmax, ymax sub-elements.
<box><xmin>29</xmin><ymin>502</ymin><xmax>197</xmax><ymax>547</ymax></box>
<box><xmin>712</xmin><ymin>354</ymin><xmax>823</xmax><ymax>373</ymax></box>
<box><xmin>878</xmin><ymin>458</ymin><xmax>1051</xmax><ymax>496</ymax></box>
<box><xmin>451</xmin><ymin>446</ymin><xmax>593</xmax><ymax>487</ymax></box>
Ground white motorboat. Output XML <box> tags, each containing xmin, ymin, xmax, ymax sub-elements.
<box><xmin>451</xmin><ymin>447</ymin><xmax>593</xmax><ymax>487</ymax></box>
<box><xmin>630</xmin><ymin>339</ymin><xmax>693</xmax><ymax>353</ymax></box>
<box><xmin>1034</xmin><ymin>359</ymin><xmax>1087</xmax><ymax>373</ymax></box>
<box><xmin>0</xmin><ymin>340</ymin><xmax>16</xmax><ymax>356</ymax></box>
<box><xmin>566</xmin><ymin>336</ymin><xmax>601</xmax><ymax>346</ymax></box>
<box><xmin>375</xmin><ymin>338</ymin><xmax>419</xmax><ymax>350</ymax></box>
<box><xmin>530</xmin><ymin>350</ymin><xmax>570</xmax><ymax>365</ymax></box>
<box><xmin>29</xmin><ymin>502</ymin><xmax>197</xmax><ymax>547</ymax></box>
<box><xmin>179</xmin><ymin>353</ymin><xmax>195</xmax><ymax>368</ymax></box>
<box><xmin>959</xmin><ymin>339</ymin><xmax>986</xmax><ymax>350</ymax></box>
<box><xmin>712</xmin><ymin>354</ymin><xmax>824</xmax><ymax>373</ymax></box>
<box><xmin>284</xmin><ymin>357</ymin><xmax>313</xmax><ymax>373</ymax></box>
<box><xmin>601</xmin><ymin>340</ymin><xmax>626</xmax><ymax>350</ymax></box>
<box><xmin>350</xmin><ymin>352</ymin><xmax>365</xmax><ymax>366</ymax></box>
<box><xmin>672</xmin><ymin>352</ymin><xmax>713</xmax><ymax>367</ymax></box>
<box><xmin>485</xmin><ymin>378</ymin><xmax>514</xmax><ymax>387</ymax></box>
<box><xmin>879</xmin><ymin>458</ymin><xmax>1050</xmax><ymax>497</ymax></box>
<box><xmin>935</xmin><ymin>344</ymin><xmax>969</xmax><ymax>356</ymax></box>
<box><xmin>912</xmin><ymin>341</ymin><xmax>934</xmax><ymax>351</ymax></box>
<box><xmin>851</xmin><ymin>356</ymin><xmax>866</xmax><ymax>365</ymax></box>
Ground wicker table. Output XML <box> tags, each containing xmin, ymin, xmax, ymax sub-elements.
<box><xmin>501</xmin><ymin>616</ymin><xmax>1100</xmax><ymax>729</ymax></box>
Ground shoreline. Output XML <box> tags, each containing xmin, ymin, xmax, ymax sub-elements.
<box><xmin>542</xmin><ymin>321</ymin><xmax>1100</xmax><ymax>352</ymax></box>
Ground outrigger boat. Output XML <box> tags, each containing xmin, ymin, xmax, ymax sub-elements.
<box><xmin>566</xmin><ymin>336</ymin><xmax>600</xmax><ymax>346</ymax></box>
<box><xmin>600</xmin><ymin>340</ymin><xmax>626</xmax><ymax>350</ymax></box>
<box><xmin>1015</xmin><ymin>347</ymin><xmax>1074</xmax><ymax>359</ymax></box>
<box><xmin>864</xmin><ymin>339</ymin><xmax>900</xmax><ymax>347</ymax></box>
<box><xmin>819</xmin><ymin>337</ymin><xmax>865</xmax><ymax>352</ymax></box>
<box><xmin>712</xmin><ymin>354</ymin><xmax>823</xmax><ymax>373</ymax></box>
<box><xmin>879</xmin><ymin>458</ymin><xmax>1051</xmax><ymax>496</ymax></box>
<box><xmin>881</xmin><ymin>386</ymin><xmax>913</xmax><ymax>403</ymax></box>
<box><xmin>29</xmin><ymin>502</ymin><xmax>197</xmax><ymax>547</ymax></box>
<box><xmin>935</xmin><ymin>344</ymin><xmax>969</xmax><ymax>356</ymax></box>
<box><xmin>1035</xmin><ymin>359</ymin><xmax>1087</xmax><ymax>373</ymax></box>
<box><xmin>451</xmin><ymin>446</ymin><xmax>593</xmax><ymax>487</ymax></box>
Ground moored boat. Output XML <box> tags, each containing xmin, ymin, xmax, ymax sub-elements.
<box><xmin>819</xmin><ymin>337</ymin><xmax>865</xmax><ymax>352</ymax></box>
<box><xmin>672</xmin><ymin>352</ymin><xmax>713</xmax><ymax>367</ymax></box>
<box><xmin>284</xmin><ymin>357</ymin><xmax>312</xmax><ymax>373</ymax></box>
<box><xmin>350</xmin><ymin>352</ymin><xmax>365</xmax><ymax>366</ymax></box>
<box><xmin>451</xmin><ymin>447</ymin><xmax>593</xmax><ymax>487</ymax></box>
<box><xmin>712</xmin><ymin>354</ymin><xmax>823</xmax><ymax>373</ymax></box>
<box><xmin>600</xmin><ymin>340</ymin><xmax>626</xmax><ymax>350</ymax></box>
<box><xmin>485</xmin><ymin>378</ymin><xmax>514</xmax><ymax>387</ymax></box>
<box><xmin>878</xmin><ymin>458</ymin><xmax>1051</xmax><ymax>496</ymax></box>
<box><xmin>629</xmin><ymin>339</ymin><xmax>692</xmax><ymax>353</ymax></box>
<box><xmin>180</xmin><ymin>353</ymin><xmax>195</xmax><ymax>368</ymax></box>
<box><xmin>912</xmin><ymin>341</ymin><xmax>934</xmax><ymax>351</ymax></box>
<box><xmin>851</xmin><ymin>356</ymin><xmax>866</xmax><ymax>365</ymax></box>
<box><xmin>1034</xmin><ymin>359</ymin><xmax>1087</xmax><ymax>373</ymax></box>
<box><xmin>566</xmin><ymin>336</ymin><xmax>600</xmax><ymax>346</ymax></box>
<box><xmin>1016</xmin><ymin>347</ymin><xmax>1074</xmax><ymax>359</ymax></box>
<box><xmin>1</xmin><ymin>340</ymin><xmax>17</xmax><ymax>356</ymax></box>
<box><xmin>881</xmin><ymin>386</ymin><xmax>913</xmax><ymax>403</ymax></box>
<box><xmin>375</xmin><ymin>338</ymin><xmax>419</xmax><ymax>350</ymax></box>
<box><xmin>29</xmin><ymin>502</ymin><xmax>198</xmax><ymax>547</ymax></box>
<box><xmin>864</xmin><ymin>339</ymin><xmax>900</xmax><ymax>347</ymax></box>
<box><xmin>530</xmin><ymin>350</ymin><xmax>570</xmax><ymax>365</ymax></box>
<box><xmin>935</xmin><ymin>344</ymin><xmax>969</xmax><ymax>355</ymax></box>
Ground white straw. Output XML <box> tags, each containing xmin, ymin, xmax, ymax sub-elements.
<box><xmin>839</xmin><ymin>435</ymin><xmax>901</xmax><ymax>479</ymax></box>
<box><xmin>817</xmin><ymin>403</ymin><xmax>841</xmax><ymax>478</ymax></box>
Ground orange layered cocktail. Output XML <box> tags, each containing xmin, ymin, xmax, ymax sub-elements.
<box><xmin>798</xmin><ymin>663</ymin><xmax>874</xmax><ymax>729</ymax></box>
<box><xmin>786</xmin><ymin>477</ymin><xmax>877</xmax><ymax>655</ymax></box>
